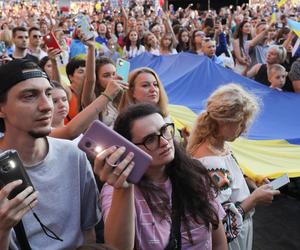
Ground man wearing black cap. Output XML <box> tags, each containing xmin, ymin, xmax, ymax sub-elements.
<box><xmin>0</xmin><ymin>60</ymin><xmax>100</xmax><ymax>249</ymax></box>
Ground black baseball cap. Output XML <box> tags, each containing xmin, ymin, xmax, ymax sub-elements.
<box><xmin>0</xmin><ymin>59</ymin><xmax>49</xmax><ymax>132</ymax></box>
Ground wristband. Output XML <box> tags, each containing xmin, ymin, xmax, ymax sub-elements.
<box><xmin>100</xmin><ymin>92</ymin><xmax>114</xmax><ymax>102</ymax></box>
<box><xmin>235</xmin><ymin>202</ymin><xmax>245</xmax><ymax>220</ymax></box>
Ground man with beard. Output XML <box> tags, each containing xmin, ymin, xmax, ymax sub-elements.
<box><xmin>0</xmin><ymin>60</ymin><xmax>100</xmax><ymax>250</ymax></box>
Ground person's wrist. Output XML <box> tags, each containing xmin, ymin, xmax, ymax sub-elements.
<box><xmin>101</xmin><ymin>92</ymin><xmax>114</xmax><ymax>102</ymax></box>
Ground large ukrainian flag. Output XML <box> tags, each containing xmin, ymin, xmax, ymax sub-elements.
<box><xmin>130</xmin><ymin>52</ymin><xmax>300</xmax><ymax>181</ymax></box>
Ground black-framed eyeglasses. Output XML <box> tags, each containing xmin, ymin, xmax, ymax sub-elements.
<box><xmin>134</xmin><ymin>123</ymin><xmax>175</xmax><ymax>151</ymax></box>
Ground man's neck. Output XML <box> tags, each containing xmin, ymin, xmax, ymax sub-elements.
<box><xmin>0</xmin><ymin>133</ymin><xmax>49</xmax><ymax>166</ymax></box>
<box><xmin>13</xmin><ymin>48</ymin><xmax>27</xmax><ymax>58</ymax></box>
<box><xmin>28</xmin><ymin>45</ymin><xmax>40</xmax><ymax>54</ymax></box>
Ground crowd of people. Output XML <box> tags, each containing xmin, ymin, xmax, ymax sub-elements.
<box><xmin>0</xmin><ymin>0</ymin><xmax>298</xmax><ymax>249</ymax></box>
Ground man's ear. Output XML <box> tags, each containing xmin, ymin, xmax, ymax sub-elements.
<box><xmin>0</xmin><ymin>105</ymin><xmax>6</xmax><ymax>119</ymax></box>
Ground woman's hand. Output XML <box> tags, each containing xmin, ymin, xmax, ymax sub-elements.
<box><xmin>104</xmin><ymin>79</ymin><xmax>128</xmax><ymax>101</ymax></box>
<box><xmin>251</xmin><ymin>184</ymin><xmax>280</xmax><ymax>206</ymax></box>
<box><xmin>47</xmin><ymin>48</ymin><xmax>61</xmax><ymax>60</ymax></box>
<box><xmin>94</xmin><ymin>146</ymin><xmax>135</xmax><ymax>189</ymax></box>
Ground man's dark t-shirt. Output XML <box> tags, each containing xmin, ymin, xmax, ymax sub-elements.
<box><xmin>9</xmin><ymin>53</ymin><xmax>39</xmax><ymax>64</ymax></box>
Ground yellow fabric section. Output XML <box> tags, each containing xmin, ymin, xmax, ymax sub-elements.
<box><xmin>277</xmin><ymin>0</ymin><xmax>288</xmax><ymax>8</ymax></box>
<box><xmin>168</xmin><ymin>104</ymin><xmax>197</xmax><ymax>130</ymax></box>
<box><xmin>168</xmin><ymin>104</ymin><xmax>300</xmax><ymax>180</ymax></box>
<box><xmin>230</xmin><ymin>138</ymin><xmax>300</xmax><ymax>181</ymax></box>
<box><xmin>294</xmin><ymin>30</ymin><xmax>300</xmax><ymax>38</ymax></box>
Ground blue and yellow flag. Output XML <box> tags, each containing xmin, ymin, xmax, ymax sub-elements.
<box><xmin>287</xmin><ymin>18</ymin><xmax>300</xmax><ymax>38</ymax></box>
<box><xmin>130</xmin><ymin>52</ymin><xmax>300</xmax><ymax>180</ymax></box>
<box><xmin>271</xmin><ymin>6</ymin><xmax>277</xmax><ymax>23</ymax></box>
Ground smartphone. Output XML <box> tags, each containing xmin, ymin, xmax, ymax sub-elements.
<box><xmin>78</xmin><ymin>120</ymin><xmax>152</xmax><ymax>184</ymax></box>
<box><xmin>116</xmin><ymin>58</ymin><xmax>130</xmax><ymax>82</ymax></box>
<box><xmin>75</xmin><ymin>14</ymin><xmax>94</xmax><ymax>41</ymax></box>
<box><xmin>0</xmin><ymin>150</ymin><xmax>34</xmax><ymax>199</ymax></box>
<box><xmin>43</xmin><ymin>32</ymin><xmax>61</xmax><ymax>50</ymax></box>
<box><xmin>270</xmin><ymin>174</ymin><xmax>290</xmax><ymax>190</ymax></box>
<box><xmin>0</xmin><ymin>41</ymin><xmax>6</xmax><ymax>57</ymax></box>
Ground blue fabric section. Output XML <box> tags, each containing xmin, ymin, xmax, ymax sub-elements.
<box><xmin>130</xmin><ymin>52</ymin><xmax>300</xmax><ymax>142</ymax></box>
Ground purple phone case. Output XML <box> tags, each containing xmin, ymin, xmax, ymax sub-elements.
<box><xmin>78</xmin><ymin>120</ymin><xmax>153</xmax><ymax>184</ymax></box>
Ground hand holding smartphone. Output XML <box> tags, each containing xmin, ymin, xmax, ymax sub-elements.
<box><xmin>116</xmin><ymin>58</ymin><xmax>130</xmax><ymax>82</ymax></box>
<box><xmin>43</xmin><ymin>32</ymin><xmax>61</xmax><ymax>51</ymax></box>
<box><xmin>78</xmin><ymin>120</ymin><xmax>152</xmax><ymax>184</ymax></box>
<box><xmin>75</xmin><ymin>14</ymin><xmax>94</xmax><ymax>41</ymax></box>
<box><xmin>270</xmin><ymin>174</ymin><xmax>290</xmax><ymax>190</ymax></box>
<box><xmin>0</xmin><ymin>150</ymin><xmax>34</xmax><ymax>199</ymax></box>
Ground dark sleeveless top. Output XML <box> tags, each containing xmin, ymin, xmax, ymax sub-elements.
<box><xmin>254</xmin><ymin>64</ymin><xmax>270</xmax><ymax>86</ymax></box>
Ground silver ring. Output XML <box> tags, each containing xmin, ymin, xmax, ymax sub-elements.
<box><xmin>105</xmin><ymin>157</ymin><xmax>118</xmax><ymax>168</ymax></box>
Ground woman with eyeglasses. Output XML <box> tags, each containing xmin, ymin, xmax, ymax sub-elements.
<box><xmin>95</xmin><ymin>103</ymin><xmax>227</xmax><ymax>250</ymax></box>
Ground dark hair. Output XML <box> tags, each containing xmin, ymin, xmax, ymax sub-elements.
<box><xmin>176</xmin><ymin>28</ymin><xmax>190</xmax><ymax>52</ymax></box>
<box><xmin>12</xmin><ymin>26</ymin><xmax>27</xmax><ymax>37</ymax></box>
<box><xmin>125</xmin><ymin>30</ymin><xmax>141</xmax><ymax>51</ymax></box>
<box><xmin>233</xmin><ymin>21</ymin><xmax>252</xmax><ymax>56</ymax></box>
<box><xmin>39</xmin><ymin>56</ymin><xmax>50</xmax><ymax>72</ymax></box>
<box><xmin>28</xmin><ymin>26</ymin><xmax>40</xmax><ymax>36</ymax></box>
<box><xmin>66</xmin><ymin>59</ymin><xmax>86</xmax><ymax>81</ymax></box>
<box><xmin>95</xmin><ymin>57</ymin><xmax>115</xmax><ymax>97</ymax></box>
<box><xmin>114</xmin><ymin>21</ymin><xmax>124</xmax><ymax>38</ymax></box>
<box><xmin>114</xmin><ymin>103</ymin><xmax>219</xmax><ymax>243</ymax></box>
<box><xmin>0</xmin><ymin>60</ymin><xmax>40</xmax><ymax>132</ymax></box>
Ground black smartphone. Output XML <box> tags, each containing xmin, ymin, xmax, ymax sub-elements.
<box><xmin>0</xmin><ymin>150</ymin><xmax>34</xmax><ymax>199</ymax></box>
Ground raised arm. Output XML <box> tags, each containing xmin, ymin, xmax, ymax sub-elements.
<box><xmin>248</xmin><ymin>24</ymin><xmax>273</xmax><ymax>49</ymax></box>
<box><xmin>50</xmin><ymin>80</ymin><xmax>127</xmax><ymax>140</ymax></box>
<box><xmin>81</xmin><ymin>39</ymin><xmax>96</xmax><ymax>108</ymax></box>
<box><xmin>162</xmin><ymin>11</ymin><xmax>178</xmax><ymax>47</ymax></box>
<box><xmin>94</xmin><ymin>147</ymin><xmax>135</xmax><ymax>250</ymax></box>
<box><xmin>47</xmin><ymin>48</ymin><xmax>62</xmax><ymax>83</ymax></box>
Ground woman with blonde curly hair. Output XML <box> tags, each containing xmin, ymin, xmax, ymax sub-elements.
<box><xmin>187</xmin><ymin>83</ymin><xmax>279</xmax><ymax>250</ymax></box>
<box><xmin>118</xmin><ymin>67</ymin><xmax>170</xmax><ymax>120</ymax></box>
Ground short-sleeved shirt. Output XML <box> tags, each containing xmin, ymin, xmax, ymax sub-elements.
<box><xmin>100</xmin><ymin>179</ymin><xmax>225</xmax><ymax>250</ymax></box>
<box><xmin>9</xmin><ymin>137</ymin><xmax>100</xmax><ymax>250</ymax></box>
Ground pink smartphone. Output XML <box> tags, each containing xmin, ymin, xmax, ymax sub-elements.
<box><xmin>78</xmin><ymin>120</ymin><xmax>153</xmax><ymax>184</ymax></box>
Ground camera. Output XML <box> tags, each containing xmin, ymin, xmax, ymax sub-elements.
<box><xmin>0</xmin><ymin>150</ymin><xmax>34</xmax><ymax>199</ymax></box>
